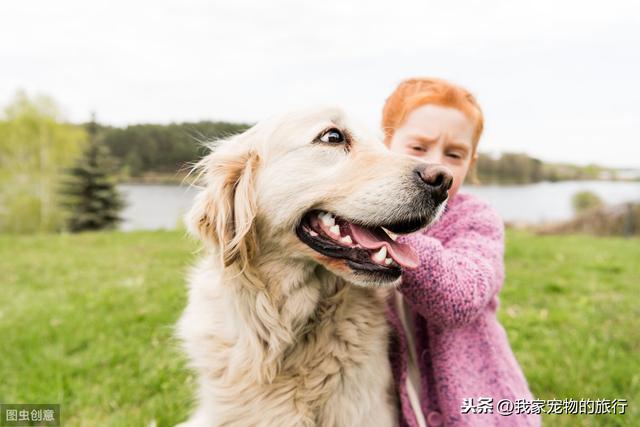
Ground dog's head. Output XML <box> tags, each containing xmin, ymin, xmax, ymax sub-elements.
<box><xmin>187</xmin><ymin>106</ymin><xmax>452</xmax><ymax>287</ymax></box>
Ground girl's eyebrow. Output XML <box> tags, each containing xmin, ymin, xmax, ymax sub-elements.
<box><xmin>446</xmin><ymin>142</ymin><xmax>471</xmax><ymax>152</ymax></box>
<box><xmin>408</xmin><ymin>134</ymin><xmax>439</xmax><ymax>143</ymax></box>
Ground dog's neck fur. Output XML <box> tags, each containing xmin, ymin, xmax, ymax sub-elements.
<box><xmin>181</xmin><ymin>251</ymin><xmax>396</xmax><ymax>426</ymax></box>
<box><xmin>223</xmin><ymin>253</ymin><xmax>386</xmax><ymax>384</ymax></box>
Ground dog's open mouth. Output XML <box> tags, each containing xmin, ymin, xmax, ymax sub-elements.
<box><xmin>296</xmin><ymin>210</ymin><xmax>428</xmax><ymax>280</ymax></box>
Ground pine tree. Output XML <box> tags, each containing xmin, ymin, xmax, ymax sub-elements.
<box><xmin>61</xmin><ymin>114</ymin><xmax>125</xmax><ymax>232</ymax></box>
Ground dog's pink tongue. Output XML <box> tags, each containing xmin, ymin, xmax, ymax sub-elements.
<box><xmin>348</xmin><ymin>224</ymin><xmax>419</xmax><ymax>269</ymax></box>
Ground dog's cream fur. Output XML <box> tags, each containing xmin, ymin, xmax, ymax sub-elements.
<box><xmin>177</xmin><ymin>107</ymin><xmax>441</xmax><ymax>427</ymax></box>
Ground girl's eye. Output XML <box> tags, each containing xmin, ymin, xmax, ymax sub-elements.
<box><xmin>447</xmin><ymin>152</ymin><xmax>462</xmax><ymax>159</ymax></box>
<box><xmin>412</xmin><ymin>146</ymin><xmax>426</xmax><ymax>152</ymax></box>
<box><xmin>318</xmin><ymin>128</ymin><xmax>345</xmax><ymax>144</ymax></box>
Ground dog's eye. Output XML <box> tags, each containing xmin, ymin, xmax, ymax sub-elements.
<box><xmin>318</xmin><ymin>128</ymin><xmax>345</xmax><ymax>144</ymax></box>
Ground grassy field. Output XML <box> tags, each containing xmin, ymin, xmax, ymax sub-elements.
<box><xmin>0</xmin><ymin>230</ymin><xmax>638</xmax><ymax>426</ymax></box>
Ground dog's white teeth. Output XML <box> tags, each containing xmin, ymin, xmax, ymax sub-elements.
<box><xmin>320</xmin><ymin>212</ymin><xmax>335</xmax><ymax>227</ymax></box>
<box><xmin>384</xmin><ymin>257</ymin><xmax>393</xmax><ymax>265</ymax></box>
<box><xmin>309</xmin><ymin>230</ymin><xmax>318</xmax><ymax>237</ymax></box>
<box><xmin>372</xmin><ymin>246</ymin><xmax>387</xmax><ymax>263</ymax></box>
<box><xmin>329</xmin><ymin>225</ymin><xmax>341</xmax><ymax>238</ymax></box>
<box><xmin>382</xmin><ymin>227</ymin><xmax>399</xmax><ymax>241</ymax></box>
<box><xmin>340</xmin><ymin>235</ymin><xmax>352</xmax><ymax>245</ymax></box>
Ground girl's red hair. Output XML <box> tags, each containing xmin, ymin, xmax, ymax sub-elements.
<box><xmin>381</xmin><ymin>77</ymin><xmax>484</xmax><ymax>151</ymax></box>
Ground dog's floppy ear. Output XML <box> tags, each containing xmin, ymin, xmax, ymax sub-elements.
<box><xmin>187</xmin><ymin>144</ymin><xmax>260</xmax><ymax>268</ymax></box>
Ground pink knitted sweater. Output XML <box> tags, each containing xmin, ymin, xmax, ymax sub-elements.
<box><xmin>386</xmin><ymin>192</ymin><xmax>541</xmax><ymax>426</ymax></box>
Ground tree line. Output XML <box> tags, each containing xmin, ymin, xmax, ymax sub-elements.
<box><xmin>99</xmin><ymin>121</ymin><xmax>250</xmax><ymax>179</ymax></box>
<box><xmin>474</xmin><ymin>152</ymin><xmax>606</xmax><ymax>184</ymax></box>
<box><xmin>97</xmin><ymin>123</ymin><xmax>608</xmax><ymax>184</ymax></box>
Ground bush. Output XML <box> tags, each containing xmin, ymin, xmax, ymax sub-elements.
<box><xmin>571</xmin><ymin>191</ymin><xmax>604</xmax><ymax>214</ymax></box>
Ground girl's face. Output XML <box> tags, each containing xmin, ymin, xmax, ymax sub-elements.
<box><xmin>388</xmin><ymin>104</ymin><xmax>477</xmax><ymax>198</ymax></box>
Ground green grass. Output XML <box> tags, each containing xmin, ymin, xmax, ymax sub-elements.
<box><xmin>0</xmin><ymin>231</ymin><xmax>638</xmax><ymax>426</ymax></box>
<box><xmin>499</xmin><ymin>232</ymin><xmax>639</xmax><ymax>425</ymax></box>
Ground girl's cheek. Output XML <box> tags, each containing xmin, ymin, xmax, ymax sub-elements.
<box><xmin>449</xmin><ymin>168</ymin><xmax>469</xmax><ymax>197</ymax></box>
<box><xmin>451</xmin><ymin>163</ymin><xmax>472</xmax><ymax>192</ymax></box>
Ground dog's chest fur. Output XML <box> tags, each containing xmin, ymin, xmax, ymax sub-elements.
<box><xmin>178</xmin><ymin>260</ymin><xmax>397</xmax><ymax>427</ymax></box>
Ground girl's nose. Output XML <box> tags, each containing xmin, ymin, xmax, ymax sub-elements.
<box><xmin>423</xmin><ymin>151</ymin><xmax>444</xmax><ymax>165</ymax></box>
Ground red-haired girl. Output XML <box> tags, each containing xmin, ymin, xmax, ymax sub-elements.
<box><xmin>383</xmin><ymin>78</ymin><xmax>540</xmax><ymax>427</ymax></box>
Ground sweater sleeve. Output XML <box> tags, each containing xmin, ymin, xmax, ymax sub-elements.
<box><xmin>396</xmin><ymin>198</ymin><xmax>505</xmax><ymax>329</ymax></box>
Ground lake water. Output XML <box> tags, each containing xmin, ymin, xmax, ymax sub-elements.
<box><xmin>118</xmin><ymin>181</ymin><xmax>640</xmax><ymax>231</ymax></box>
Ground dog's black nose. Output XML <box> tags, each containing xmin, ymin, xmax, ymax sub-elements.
<box><xmin>414</xmin><ymin>164</ymin><xmax>453</xmax><ymax>204</ymax></box>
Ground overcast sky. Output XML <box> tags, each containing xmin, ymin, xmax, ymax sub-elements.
<box><xmin>1</xmin><ymin>0</ymin><xmax>639</xmax><ymax>167</ymax></box>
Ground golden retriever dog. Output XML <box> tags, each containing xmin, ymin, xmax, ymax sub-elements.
<box><xmin>176</xmin><ymin>106</ymin><xmax>452</xmax><ymax>427</ymax></box>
